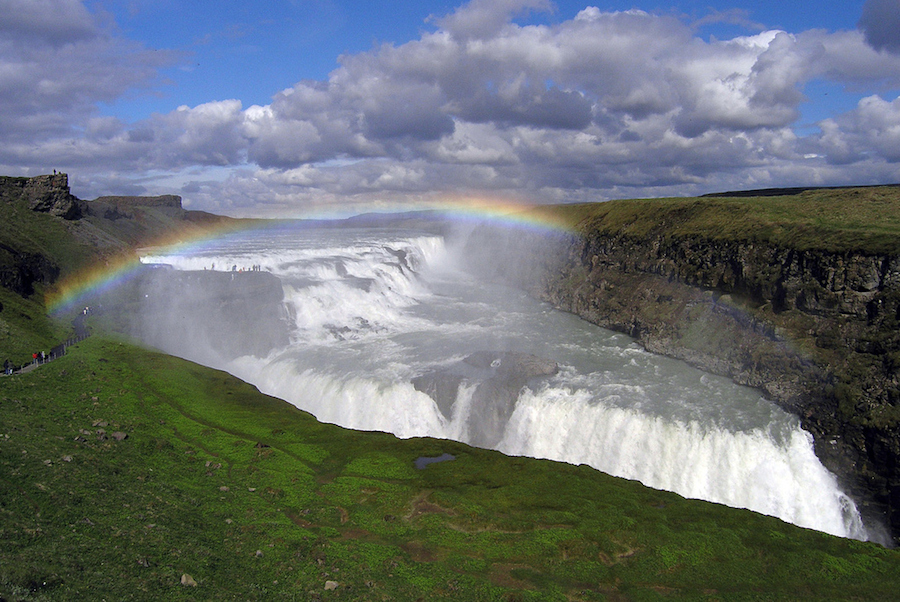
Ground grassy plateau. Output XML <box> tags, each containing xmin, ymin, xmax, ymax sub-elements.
<box><xmin>536</xmin><ymin>186</ymin><xmax>900</xmax><ymax>254</ymax></box>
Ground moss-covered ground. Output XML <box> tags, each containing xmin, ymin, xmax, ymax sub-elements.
<box><xmin>537</xmin><ymin>186</ymin><xmax>900</xmax><ymax>254</ymax></box>
<box><xmin>3</xmin><ymin>336</ymin><xmax>900</xmax><ymax>600</ymax></box>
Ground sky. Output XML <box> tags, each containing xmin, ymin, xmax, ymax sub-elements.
<box><xmin>2</xmin><ymin>0</ymin><xmax>900</xmax><ymax>217</ymax></box>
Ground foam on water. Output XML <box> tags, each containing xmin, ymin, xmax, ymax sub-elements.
<box><xmin>500</xmin><ymin>385</ymin><xmax>867</xmax><ymax>539</ymax></box>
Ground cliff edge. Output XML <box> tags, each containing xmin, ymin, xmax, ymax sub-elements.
<box><xmin>0</xmin><ymin>173</ymin><xmax>81</xmax><ymax>220</ymax></box>
<box><xmin>461</xmin><ymin>186</ymin><xmax>900</xmax><ymax>545</ymax></box>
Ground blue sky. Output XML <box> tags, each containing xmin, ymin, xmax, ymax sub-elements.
<box><xmin>97</xmin><ymin>1</ymin><xmax>869</xmax><ymax>120</ymax></box>
<box><xmin>2</xmin><ymin>0</ymin><xmax>899</xmax><ymax>216</ymax></box>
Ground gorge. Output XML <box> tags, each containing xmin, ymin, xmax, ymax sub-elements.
<box><xmin>3</xmin><ymin>174</ymin><xmax>899</xmax><ymax>545</ymax></box>
<box><xmin>460</xmin><ymin>189</ymin><xmax>900</xmax><ymax>545</ymax></box>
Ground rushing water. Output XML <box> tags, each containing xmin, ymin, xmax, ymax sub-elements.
<box><xmin>139</xmin><ymin>223</ymin><xmax>869</xmax><ymax>541</ymax></box>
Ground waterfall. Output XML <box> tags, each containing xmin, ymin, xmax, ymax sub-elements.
<box><xmin>136</xmin><ymin>223</ymin><xmax>870</xmax><ymax>541</ymax></box>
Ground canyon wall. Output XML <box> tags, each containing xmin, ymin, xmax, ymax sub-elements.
<box><xmin>461</xmin><ymin>216</ymin><xmax>900</xmax><ymax>545</ymax></box>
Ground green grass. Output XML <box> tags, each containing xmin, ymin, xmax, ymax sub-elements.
<box><xmin>2</xmin><ymin>336</ymin><xmax>900</xmax><ymax>600</ymax></box>
<box><xmin>535</xmin><ymin>186</ymin><xmax>900</xmax><ymax>253</ymax></box>
<box><xmin>0</xmin><ymin>195</ymin><xmax>94</xmax><ymax>276</ymax></box>
<box><xmin>0</xmin><ymin>286</ymin><xmax>71</xmax><ymax>366</ymax></box>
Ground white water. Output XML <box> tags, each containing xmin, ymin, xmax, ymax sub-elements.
<box><xmin>139</xmin><ymin>223</ymin><xmax>869</xmax><ymax>541</ymax></box>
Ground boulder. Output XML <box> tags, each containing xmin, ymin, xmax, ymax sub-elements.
<box><xmin>411</xmin><ymin>372</ymin><xmax>464</xmax><ymax>418</ymax></box>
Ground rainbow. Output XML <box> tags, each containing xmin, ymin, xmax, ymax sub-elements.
<box><xmin>45</xmin><ymin>196</ymin><xmax>579</xmax><ymax>316</ymax></box>
<box><xmin>46</xmin><ymin>218</ymin><xmax>259</xmax><ymax>315</ymax></box>
<box><xmin>423</xmin><ymin>195</ymin><xmax>579</xmax><ymax>233</ymax></box>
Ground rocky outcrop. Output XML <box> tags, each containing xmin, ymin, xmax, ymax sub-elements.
<box><xmin>461</xmin><ymin>221</ymin><xmax>900</xmax><ymax>545</ymax></box>
<box><xmin>0</xmin><ymin>242</ymin><xmax>59</xmax><ymax>296</ymax></box>
<box><xmin>0</xmin><ymin>175</ymin><xmax>74</xmax><ymax>297</ymax></box>
<box><xmin>0</xmin><ymin>173</ymin><xmax>81</xmax><ymax>219</ymax></box>
<box><xmin>84</xmin><ymin>195</ymin><xmax>184</xmax><ymax>220</ymax></box>
<box><xmin>1</xmin><ymin>174</ymin><xmax>228</xmax><ymax>300</ymax></box>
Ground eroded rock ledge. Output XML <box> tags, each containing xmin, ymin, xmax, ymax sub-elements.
<box><xmin>461</xmin><ymin>220</ymin><xmax>900</xmax><ymax>545</ymax></box>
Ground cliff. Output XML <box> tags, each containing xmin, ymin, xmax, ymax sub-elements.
<box><xmin>0</xmin><ymin>173</ymin><xmax>81</xmax><ymax>220</ymax></box>
<box><xmin>86</xmin><ymin>194</ymin><xmax>184</xmax><ymax>220</ymax></box>
<box><xmin>0</xmin><ymin>174</ymin><xmax>236</xmax><ymax>293</ymax></box>
<box><xmin>461</xmin><ymin>187</ymin><xmax>900</xmax><ymax>545</ymax></box>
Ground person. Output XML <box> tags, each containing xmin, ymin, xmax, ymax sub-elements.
<box><xmin>3</xmin><ymin>359</ymin><xmax>10</xmax><ymax>375</ymax></box>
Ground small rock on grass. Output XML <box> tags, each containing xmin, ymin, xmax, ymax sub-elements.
<box><xmin>181</xmin><ymin>573</ymin><xmax>197</xmax><ymax>587</ymax></box>
<box><xmin>324</xmin><ymin>580</ymin><xmax>339</xmax><ymax>590</ymax></box>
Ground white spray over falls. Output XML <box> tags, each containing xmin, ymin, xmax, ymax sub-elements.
<box><xmin>137</xmin><ymin>223</ymin><xmax>869</xmax><ymax>541</ymax></box>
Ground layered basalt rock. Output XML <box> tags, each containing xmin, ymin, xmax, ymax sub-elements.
<box><xmin>0</xmin><ymin>242</ymin><xmax>59</xmax><ymax>296</ymax></box>
<box><xmin>85</xmin><ymin>194</ymin><xmax>184</xmax><ymax>220</ymax></box>
<box><xmin>461</xmin><ymin>222</ymin><xmax>900</xmax><ymax>545</ymax></box>
<box><xmin>0</xmin><ymin>173</ymin><xmax>81</xmax><ymax>219</ymax></box>
<box><xmin>0</xmin><ymin>173</ymin><xmax>209</xmax><ymax>299</ymax></box>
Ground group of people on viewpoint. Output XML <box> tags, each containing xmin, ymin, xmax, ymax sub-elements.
<box><xmin>204</xmin><ymin>264</ymin><xmax>264</xmax><ymax>272</ymax></box>
<box><xmin>3</xmin><ymin>352</ymin><xmax>51</xmax><ymax>375</ymax></box>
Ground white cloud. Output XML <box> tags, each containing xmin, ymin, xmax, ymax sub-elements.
<box><xmin>815</xmin><ymin>95</ymin><xmax>900</xmax><ymax>163</ymax></box>
<box><xmin>4</xmin><ymin>0</ymin><xmax>900</xmax><ymax>213</ymax></box>
<box><xmin>432</xmin><ymin>0</ymin><xmax>553</xmax><ymax>41</ymax></box>
<box><xmin>0</xmin><ymin>0</ymin><xmax>179</xmax><ymax>149</ymax></box>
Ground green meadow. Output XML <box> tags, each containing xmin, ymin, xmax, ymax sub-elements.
<box><xmin>3</xmin><ymin>185</ymin><xmax>900</xmax><ymax>599</ymax></box>
<box><xmin>4</xmin><ymin>336</ymin><xmax>900</xmax><ymax>600</ymax></box>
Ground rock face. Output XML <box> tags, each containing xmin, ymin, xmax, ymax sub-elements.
<box><xmin>0</xmin><ymin>242</ymin><xmax>59</xmax><ymax>296</ymax></box>
<box><xmin>0</xmin><ymin>173</ymin><xmax>219</xmax><ymax>300</ymax></box>
<box><xmin>0</xmin><ymin>174</ymin><xmax>73</xmax><ymax>296</ymax></box>
<box><xmin>85</xmin><ymin>194</ymin><xmax>184</xmax><ymax>220</ymax></box>
<box><xmin>0</xmin><ymin>173</ymin><xmax>82</xmax><ymax>220</ymax></box>
<box><xmin>461</xmin><ymin>222</ymin><xmax>900</xmax><ymax>545</ymax></box>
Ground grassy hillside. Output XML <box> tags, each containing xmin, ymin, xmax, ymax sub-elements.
<box><xmin>3</xmin><ymin>336</ymin><xmax>900</xmax><ymax>600</ymax></box>
<box><xmin>0</xmin><ymin>187</ymin><xmax>243</xmax><ymax>366</ymax></box>
<box><xmin>0</xmin><ymin>193</ymin><xmax>90</xmax><ymax>362</ymax></box>
<box><xmin>536</xmin><ymin>186</ymin><xmax>900</xmax><ymax>254</ymax></box>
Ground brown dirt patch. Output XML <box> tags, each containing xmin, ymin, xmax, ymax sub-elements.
<box><xmin>405</xmin><ymin>491</ymin><xmax>455</xmax><ymax>521</ymax></box>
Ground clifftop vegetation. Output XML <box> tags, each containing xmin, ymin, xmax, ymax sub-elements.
<box><xmin>538</xmin><ymin>185</ymin><xmax>900</xmax><ymax>254</ymax></box>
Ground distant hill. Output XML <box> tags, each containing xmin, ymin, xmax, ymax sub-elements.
<box><xmin>703</xmin><ymin>183</ymin><xmax>900</xmax><ymax>197</ymax></box>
